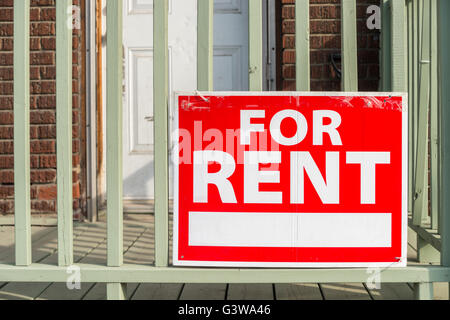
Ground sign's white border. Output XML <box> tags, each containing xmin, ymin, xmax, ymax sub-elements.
<box><xmin>172</xmin><ymin>91</ymin><xmax>408</xmax><ymax>268</ymax></box>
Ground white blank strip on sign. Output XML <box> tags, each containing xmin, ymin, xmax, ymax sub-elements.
<box><xmin>189</xmin><ymin>212</ymin><xmax>392</xmax><ymax>248</ymax></box>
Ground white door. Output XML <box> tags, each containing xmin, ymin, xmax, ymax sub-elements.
<box><xmin>214</xmin><ymin>0</ymin><xmax>249</xmax><ymax>91</ymax></box>
<box><xmin>122</xmin><ymin>0</ymin><xmax>197</xmax><ymax>208</ymax></box>
<box><xmin>120</xmin><ymin>0</ymin><xmax>250</xmax><ymax>210</ymax></box>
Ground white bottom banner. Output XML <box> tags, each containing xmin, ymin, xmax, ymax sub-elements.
<box><xmin>188</xmin><ymin>212</ymin><xmax>392</xmax><ymax>248</ymax></box>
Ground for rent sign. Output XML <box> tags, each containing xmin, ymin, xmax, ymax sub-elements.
<box><xmin>173</xmin><ymin>93</ymin><xmax>407</xmax><ymax>267</ymax></box>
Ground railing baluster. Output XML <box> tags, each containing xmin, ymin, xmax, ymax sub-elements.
<box><xmin>415</xmin><ymin>0</ymin><xmax>421</xmax><ymax>187</ymax></box>
<box><xmin>412</xmin><ymin>0</ymin><xmax>431</xmax><ymax>227</ymax></box>
<box><xmin>407</xmin><ymin>0</ymin><xmax>414</xmax><ymax>212</ymax></box>
<box><xmin>390</xmin><ymin>1</ymin><xmax>408</xmax><ymax>242</ymax></box>
<box><xmin>106</xmin><ymin>0</ymin><xmax>125</xmax><ymax>299</ymax></box>
<box><xmin>414</xmin><ymin>282</ymin><xmax>433</xmax><ymax>300</ymax></box>
<box><xmin>197</xmin><ymin>0</ymin><xmax>214</xmax><ymax>91</ymax></box>
<box><xmin>438</xmin><ymin>0</ymin><xmax>450</xmax><ymax>269</ymax></box>
<box><xmin>341</xmin><ymin>0</ymin><xmax>358</xmax><ymax>91</ymax></box>
<box><xmin>296</xmin><ymin>0</ymin><xmax>310</xmax><ymax>91</ymax></box>
<box><xmin>13</xmin><ymin>0</ymin><xmax>32</xmax><ymax>267</ymax></box>
<box><xmin>412</xmin><ymin>0</ymin><xmax>419</xmax><ymax>194</ymax></box>
<box><xmin>429</xmin><ymin>0</ymin><xmax>439</xmax><ymax>231</ymax></box>
<box><xmin>154</xmin><ymin>0</ymin><xmax>169</xmax><ymax>268</ymax></box>
<box><xmin>56</xmin><ymin>0</ymin><xmax>74</xmax><ymax>267</ymax></box>
<box><xmin>381</xmin><ymin>0</ymin><xmax>392</xmax><ymax>92</ymax></box>
<box><xmin>249</xmin><ymin>0</ymin><xmax>263</xmax><ymax>91</ymax></box>
<box><xmin>391</xmin><ymin>0</ymin><xmax>408</xmax><ymax>92</ymax></box>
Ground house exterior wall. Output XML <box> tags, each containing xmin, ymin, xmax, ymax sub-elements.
<box><xmin>278</xmin><ymin>0</ymin><xmax>380</xmax><ymax>91</ymax></box>
<box><xmin>0</xmin><ymin>0</ymin><xmax>87</xmax><ymax>219</ymax></box>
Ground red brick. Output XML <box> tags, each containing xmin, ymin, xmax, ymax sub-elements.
<box><xmin>0</xmin><ymin>0</ymin><xmax>85</xmax><ymax>217</ymax></box>
<box><xmin>278</xmin><ymin>0</ymin><xmax>380</xmax><ymax>91</ymax></box>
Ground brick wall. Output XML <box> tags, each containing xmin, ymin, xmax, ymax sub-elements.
<box><xmin>279</xmin><ymin>0</ymin><xmax>380</xmax><ymax>91</ymax></box>
<box><xmin>0</xmin><ymin>0</ymin><xmax>86</xmax><ymax>218</ymax></box>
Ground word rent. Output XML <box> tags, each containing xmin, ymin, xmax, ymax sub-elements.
<box><xmin>193</xmin><ymin>109</ymin><xmax>390</xmax><ymax>205</ymax></box>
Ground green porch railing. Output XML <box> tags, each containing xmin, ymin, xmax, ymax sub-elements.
<box><xmin>1</xmin><ymin>0</ymin><xmax>450</xmax><ymax>300</ymax></box>
<box><xmin>105</xmin><ymin>0</ymin><xmax>125</xmax><ymax>299</ymax></box>
<box><xmin>56</xmin><ymin>0</ymin><xmax>74</xmax><ymax>268</ymax></box>
<box><xmin>388</xmin><ymin>0</ymin><xmax>446</xmax><ymax>266</ymax></box>
<box><xmin>13</xmin><ymin>0</ymin><xmax>31</xmax><ymax>267</ymax></box>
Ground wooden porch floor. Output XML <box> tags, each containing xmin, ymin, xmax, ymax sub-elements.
<box><xmin>0</xmin><ymin>214</ymin><xmax>448</xmax><ymax>300</ymax></box>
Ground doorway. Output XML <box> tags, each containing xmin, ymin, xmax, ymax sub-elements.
<box><xmin>97</xmin><ymin>0</ymin><xmax>276</xmax><ymax>213</ymax></box>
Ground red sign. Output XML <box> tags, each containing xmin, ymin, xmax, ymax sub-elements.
<box><xmin>173</xmin><ymin>93</ymin><xmax>407</xmax><ymax>267</ymax></box>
